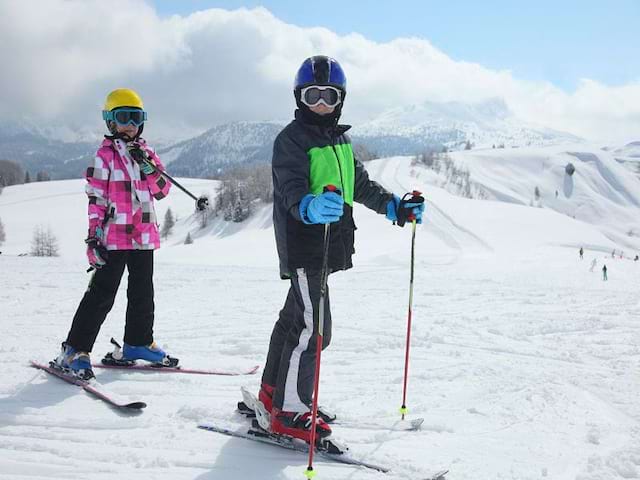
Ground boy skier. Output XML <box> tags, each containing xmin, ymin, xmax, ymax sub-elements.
<box><xmin>258</xmin><ymin>56</ymin><xmax>424</xmax><ymax>444</ymax></box>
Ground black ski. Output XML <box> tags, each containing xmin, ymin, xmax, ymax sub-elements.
<box><xmin>198</xmin><ymin>422</ymin><xmax>389</xmax><ymax>473</ymax></box>
<box><xmin>30</xmin><ymin>360</ymin><xmax>146</xmax><ymax>410</ymax></box>
<box><xmin>198</xmin><ymin>422</ymin><xmax>447</xmax><ymax>479</ymax></box>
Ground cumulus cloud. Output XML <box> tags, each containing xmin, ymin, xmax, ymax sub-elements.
<box><xmin>0</xmin><ymin>0</ymin><xmax>638</xmax><ymax>143</ymax></box>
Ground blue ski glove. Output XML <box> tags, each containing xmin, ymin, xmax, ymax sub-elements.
<box><xmin>386</xmin><ymin>192</ymin><xmax>425</xmax><ymax>226</ymax></box>
<box><xmin>299</xmin><ymin>191</ymin><xmax>344</xmax><ymax>224</ymax></box>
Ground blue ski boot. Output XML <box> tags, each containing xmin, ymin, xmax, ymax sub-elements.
<box><xmin>54</xmin><ymin>343</ymin><xmax>94</xmax><ymax>380</ymax></box>
<box><xmin>102</xmin><ymin>338</ymin><xmax>179</xmax><ymax>367</ymax></box>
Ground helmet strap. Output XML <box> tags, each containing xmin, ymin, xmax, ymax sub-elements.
<box><xmin>104</xmin><ymin>121</ymin><xmax>143</xmax><ymax>142</ymax></box>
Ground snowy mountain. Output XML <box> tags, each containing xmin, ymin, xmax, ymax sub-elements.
<box><xmin>157</xmin><ymin>121</ymin><xmax>285</xmax><ymax>177</ymax></box>
<box><xmin>351</xmin><ymin>98</ymin><xmax>583</xmax><ymax>155</ymax></box>
<box><xmin>1</xmin><ymin>143</ymin><xmax>639</xmax><ymax>479</ymax></box>
<box><xmin>1</xmin><ymin>99</ymin><xmax>583</xmax><ymax>181</ymax></box>
<box><xmin>0</xmin><ymin>121</ymin><xmax>95</xmax><ymax>180</ymax></box>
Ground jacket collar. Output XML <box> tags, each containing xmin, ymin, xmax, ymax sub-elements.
<box><xmin>294</xmin><ymin>109</ymin><xmax>351</xmax><ymax>137</ymax></box>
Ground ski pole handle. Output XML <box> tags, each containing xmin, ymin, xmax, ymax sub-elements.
<box><xmin>323</xmin><ymin>184</ymin><xmax>341</xmax><ymax>195</ymax></box>
<box><xmin>397</xmin><ymin>190</ymin><xmax>425</xmax><ymax>227</ymax></box>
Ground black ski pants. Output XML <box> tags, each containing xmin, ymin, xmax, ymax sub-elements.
<box><xmin>66</xmin><ymin>250</ymin><xmax>155</xmax><ymax>352</ymax></box>
<box><xmin>262</xmin><ymin>268</ymin><xmax>332</xmax><ymax>412</ymax></box>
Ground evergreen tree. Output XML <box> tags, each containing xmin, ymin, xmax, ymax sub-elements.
<box><xmin>0</xmin><ymin>216</ymin><xmax>5</xmax><ymax>245</ymax></box>
<box><xmin>184</xmin><ymin>232</ymin><xmax>193</xmax><ymax>244</ymax></box>
<box><xmin>161</xmin><ymin>208</ymin><xmax>175</xmax><ymax>238</ymax></box>
<box><xmin>24</xmin><ymin>171</ymin><xmax>31</xmax><ymax>183</ymax></box>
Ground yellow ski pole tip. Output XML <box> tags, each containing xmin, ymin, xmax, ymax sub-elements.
<box><xmin>399</xmin><ymin>406</ymin><xmax>409</xmax><ymax>415</ymax></box>
<box><xmin>304</xmin><ymin>467</ymin><xmax>317</xmax><ymax>479</ymax></box>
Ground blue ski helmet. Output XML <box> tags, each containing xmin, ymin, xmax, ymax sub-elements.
<box><xmin>294</xmin><ymin>56</ymin><xmax>347</xmax><ymax>93</ymax></box>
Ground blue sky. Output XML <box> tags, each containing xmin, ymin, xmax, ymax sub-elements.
<box><xmin>150</xmin><ymin>0</ymin><xmax>638</xmax><ymax>92</ymax></box>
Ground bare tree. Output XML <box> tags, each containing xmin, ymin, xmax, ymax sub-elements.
<box><xmin>30</xmin><ymin>225</ymin><xmax>59</xmax><ymax>257</ymax></box>
<box><xmin>0</xmin><ymin>159</ymin><xmax>24</xmax><ymax>187</ymax></box>
<box><xmin>36</xmin><ymin>171</ymin><xmax>51</xmax><ymax>182</ymax></box>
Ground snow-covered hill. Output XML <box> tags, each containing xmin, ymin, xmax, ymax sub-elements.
<box><xmin>1</xmin><ymin>145</ymin><xmax>639</xmax><ymax>480</ymax></box>
<box><xmin>150</xmin><ymin>99</ymin><xmax>582</xmax><ymax>177</ymax></box>
<box><xmin>351</xmin><ymin>98</ymin><xmax>582</xmax><ymax>155</ymax></box>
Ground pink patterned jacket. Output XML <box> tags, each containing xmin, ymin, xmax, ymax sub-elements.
<box><xmin>86</xmin><ymin>138</ymin><xmax>171</xmax><ymax>250</ymax></box>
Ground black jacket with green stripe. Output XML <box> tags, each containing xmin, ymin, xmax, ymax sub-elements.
<box><xmin>272</xmin><ymin>110</ymin><xmax>394</xmax><ymax>279</ymax></box>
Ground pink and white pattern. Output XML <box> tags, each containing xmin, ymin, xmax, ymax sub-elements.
<box><xmin>86</xmin><ymin>138</ymin><xmax>171</xmax><ymax>250</ymax></box>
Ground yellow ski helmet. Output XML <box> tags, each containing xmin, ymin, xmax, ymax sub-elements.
<box><xmin>103</xmin><ymin>88</ymin><xmax>144</xmax><ymax>111</ymax></box>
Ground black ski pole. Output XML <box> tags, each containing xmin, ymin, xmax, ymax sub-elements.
<box><xmin>128</xmin><ymin>147</ymin><xmax>209</xmax><ymax>211</ymax></box>
<box><xmin>154</xmin><ymin>167</ymin><xmax>209</xmax><ymax>211</ymax></box>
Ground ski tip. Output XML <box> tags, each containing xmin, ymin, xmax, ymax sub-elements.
<box><xmin>428</xmin><ymin>469</ymin><xmax>449</xmax><ymax>480</ymax></box>
<box><xmin>411</xmin><ymin>417</ymin><xmax>425</xmax><ymax>430</ymax></box>
<box><xmin>124</xmin><ymin>401</ymin><xmax>147</xmax><ymax>410</ymax></box>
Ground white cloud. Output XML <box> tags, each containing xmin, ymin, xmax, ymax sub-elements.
<box><xmin>0</xmin><ymin>0</ymin><xmax>638</xmax><ymax>144</ymax></box>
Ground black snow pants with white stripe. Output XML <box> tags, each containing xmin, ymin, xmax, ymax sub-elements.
<box><xmin>262</xmin><ymin>268</ymin><xmax>332</xmax><ymax>412</ymax></box>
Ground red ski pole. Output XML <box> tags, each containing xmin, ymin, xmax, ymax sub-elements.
<box><xmin>305</xmin><ymin>185</ymin><xmax>338</xmax><ymax>479</ymax></box>
<box><xmin>399</xmin><ymin>191</ymin><xmax>423</xmax><ymax>420</ymax></box>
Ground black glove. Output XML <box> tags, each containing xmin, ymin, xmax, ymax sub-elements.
<box><xmin>127</xmin><ymin>144</ymin><xmax>156</xmax><ymax>174</ymax></box>
<box><xmin>395</xmin><ymin>191</ymin><xmax>425</xmax><ymax>227</ymax></box>
<box><xmin>196</xmin><ymin>196</ymin><xmax>209</xmax><ymax>211</ymax></box>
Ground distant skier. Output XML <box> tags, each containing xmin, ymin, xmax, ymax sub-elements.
<box><xmin>602</xmin><ymin>264</ymin><xmax>608</xmax><ymax>281</ymax></box>
<box><xmin>52</xmin><ymin>89</ymin><xmax>176</xmax><ymax>380</ymax></box>
<box><xmin>260</xmin><ymin>56</ymin><xmax>425</xmax><ymax>445</ymax></box>
<box><xmin>635</xmin><ymin>255</ymin><xmax>639</xmax><ymax>262</ymax></box>
<box><xmin>579</xmin><ymin>247</ymin><xmax>583</xmax><ymax>259</ymax></box>
<box><xmin>612</xmin><ymin>249</ymin><xmax>616</xmax><ymax>258</ymax></box>
<box><xmin>589</xmin><ymin>258</ymin><xmax>597</xmax><ymax>272</ymax></box>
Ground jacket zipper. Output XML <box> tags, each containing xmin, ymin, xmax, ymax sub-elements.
<box><xmin>330</xmin><ymin>130</ymin><xmax>345</xmax><ymax>193</ymax></box>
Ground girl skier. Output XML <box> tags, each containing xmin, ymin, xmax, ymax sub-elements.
<box><xmin>54</xmin><ymin>88</ymin><xmax>176</xmax><ymax>380</ymax></box>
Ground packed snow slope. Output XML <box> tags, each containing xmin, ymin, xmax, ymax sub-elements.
<box><xmin>0</xmin><ymin>144</ymin><xmax>639</xmax><ymax>480</ymax></box>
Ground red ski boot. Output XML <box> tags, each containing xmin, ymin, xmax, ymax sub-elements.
<box><xmin>271</xmin><ymin>408</ymin><xmax>332</xmax><ymax>444</ymax></box>
<box><xmin>258</xmin><ymin>383</ymin><xmax>275</xmax><ymax>413</ymax></box>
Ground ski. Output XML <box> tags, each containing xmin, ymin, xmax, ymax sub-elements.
<box><xmin>93</xmin><ymin>362</ymin><xmax>259</xmax><ymax>376</ymax></box>
<box><xmin>30</xmin><ymin>360</ymin><xmax>146</xmax><ymax>410</ymax></box>
<box><xmin>96</xmin><ymin>337</ymin><xmax>259</xmax><ymax>376</ymax></box>
<box><xmin>198</xmin><ymin>422</ymin><xmax>447</xmax><ymax>479</ymax></box>
<box><xmin>237</xmin><ymin>386</ymin><xmax>424</xmax><ymax>432</ymax></box>
<box><xmin>198</xmin><ymin>422</ymin><xmax>389</xmax><ymax>473</ymax></box>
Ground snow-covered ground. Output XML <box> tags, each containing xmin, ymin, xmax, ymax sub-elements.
<box><xmin>1</xmin><ymin>146</ymin><xmax>639</xmax><ymax>480</ymax></box>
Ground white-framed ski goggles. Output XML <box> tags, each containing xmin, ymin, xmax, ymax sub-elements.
<box><xmin>300</xmin><ymin>85</ymin><xmax>342</xmax><ymax>108</ymax></box>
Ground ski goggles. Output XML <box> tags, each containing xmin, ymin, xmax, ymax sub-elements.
<box><xmin>300</xmin><ymin>85</ymin><xmax>342</xmax><ymax>108</ymax></box>
<box><xmin>102</xmin><ymin>108</ymin><xmax>147</xmax><ymax>126</ymax></box>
